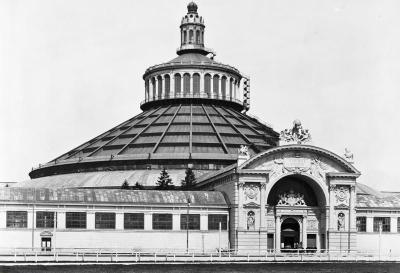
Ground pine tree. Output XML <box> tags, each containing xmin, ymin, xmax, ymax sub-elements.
<box><xmin>181</xmin><ymin>167</ymin><xmax>196</xmax><ymax>190</ymax></box>
<box><xmin>156</xmin><ymin>168</ymin><xmax>174</xmax><ymax>190</ymax></box>
<box><xmin>121</xmin><ymin>180</ymin><xmax>130</xmax><ymax>189</ymax></box>
<box><xmin>132</xmin><ymin>181</ymin><xmax>144</xmax><ymax>190</ymax></box>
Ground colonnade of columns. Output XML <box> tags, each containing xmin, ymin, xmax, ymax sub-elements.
<box><xmin>144</xmin><ymin>72</ymin><xmax>241</xmax><ymax>103</ymax></box>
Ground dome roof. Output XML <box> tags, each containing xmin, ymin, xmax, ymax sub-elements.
<box><xmin>29</xmin><ymin>103</ymin><xmax>279</xmax><ymax>179</ymax></box>
<box><xmin>187</xmin><ymin>2</ymin><xmax>198</xmax><ymax>14</ymax></box>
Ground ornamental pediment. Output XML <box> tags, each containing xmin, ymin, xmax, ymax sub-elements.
<box><xmin>238</xmin><ymin>145</ymin><xmax>360</xmax><ymax>183</ymax></box>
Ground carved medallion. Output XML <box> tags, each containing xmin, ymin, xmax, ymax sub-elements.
<box><xmin>244</xmin><ymin>183</ymin><xmax>259</xmax><ymax>202</ymax></box>
<box><xmin>307</xmin><ymin>219</ymin><xmax>318</xmax><ymax>230</ymax></box>
<box><xmin>335</xmin><ymin>186</ymin><xmax>349</xmax><ymax>206</ymax></box>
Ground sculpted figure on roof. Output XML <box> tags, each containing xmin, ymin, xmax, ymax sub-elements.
<box><xmin>280</xmin><ymin>119</ymin><xmax>312</xmax><ymax>144</ymax></box>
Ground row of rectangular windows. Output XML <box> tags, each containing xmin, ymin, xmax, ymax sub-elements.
<box><xmin>356</xmin><ymin>216</ymin><xmax>400</xmax><ymax>232</ymax></box>
<box><xmin>5</xmin><ymin>211</ymin><xmax>228</xmax><ymax>231</ymax></box>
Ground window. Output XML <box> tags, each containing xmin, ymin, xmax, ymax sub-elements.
<box><xmin>36</xmin><ymin>211</ymin><xmax>55</xmax><ymax>228</ymax></box>
<box><xmin>152</xmin><ymin>214</ymin><xmax>172</xmax><ymax>230</ymax></box>
<box><xmin>221</xmin><ymin>76</ymin><xmax>227</xmax><ymax>98</ymax></box>
<box><xmin>192</xmin><ymin>73</ymin><xmax>200</xmax><ymax>95</ymax></box>
<box><xmin>208</xmin><ymin>214</ymin><xmax>227</xmax><ymax>230</ymax></box>
<box><xmin>180</xmin><ymin>214</ymin><xmax>200</xmax><ymax>230</ymax></box>
<box><xmin>204</xmin><ymin>74</ymin><xmax>211</xmax><ymax>96</ymax></box>
<box><xmin>95</xmin><ymin>212</ymin><xmax>115</xmax><ymax>229</ymax></box>
<box><xmin>7</xmin><ymin>211</ymin><xmax>27</xmax><ymax>228</ymax></box>
<box><xmin>174</xmin><ymin>74</ymin><xmax>181</xmax><ymax>95</ymax></box>
<box><xmin>356</xmin><ymin>217</ymin><xmax>366</xmax><ymax>232</ymax></box>
<box><xmin>164</xmin><ymin>75</ymin><xmax>170</xmax><ymax>98</ymax></box>
<box><xmin>66</xmin><ymin>212</ymin><xmax>86</xmax><ymax>229</ymax></box>
<box><xmin>307</xmin><ymin>234</ymin><xmax>317</xmax><ymax>248</ymax></box>
<box><xmin>398</xmin><ymin>218</ymin><xmax>400</xmax><ymax>233</ymax></box>
<box><xmin>212</xmin><ymin>75</ymin><xmax>219</xmax><ymax>96</ymax></box>
<box><xmin>183</xmin><ymin>73</ymin><xmax>190</xmax><ymax>95</ymax></box>
<box><xmin>157</xmin><ymin>76</ymin><xmax>163</xmax><ymax>99</ymax></box>
<box><xmin>373</xmin><ymin>217</ymin><xmax>390</xmax><ymax>232</ymax></box>
<box><xmin>124</xmin><ymin>213</ymin><xmax>144</xmax><ymax>229</ymax></box>
<box><xmin>151</xmin><ymin>77</ymin><xmax>156</xmax><ymax>99</ymax></box>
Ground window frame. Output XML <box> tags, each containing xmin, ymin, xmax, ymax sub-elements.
<box><xmin>95</xmin><ymin>212</ymin><xmax>116</xmax><ymax>229</ymax></box>
<box><xmin>66</xmin><ymin>212</ymin><xmax>87</xmax><ymax>229</ymax></box>
<box><xmin>373</xmin><ymin>217</ymin><xmax>390</xmax><ymax>232</ymax></box>
<box><xmin>180</xmin><ymin>214</ymin><xmax>200</xmax><ymax>230</ymax></box>
<box><xmin>152</xmin><ymin>213</ymin><xmax>173</xmax><ymax>230</ymax></box>
<box><xmin>36</xmin><ymin>211</ymin><xmax>55</xmax><ymax>228</ymax></box>
<box><xmin>6</xmin><ymin>211</ymin><xmax>28</xmax><ymax>228</ymax></box>
<box><xmin>356</xmin><ymin>216</ymin><xmax>366</xmax><ymax>232</ymax></box>
<box><xmin>208</xmin><ymin>214</ymin><xmax>227</xmax><ymax>230</ymax></box>
<box><xmin>124</xmin><ymin>213</ymin><xmax>144</xmax><ymax>230</ymax></box>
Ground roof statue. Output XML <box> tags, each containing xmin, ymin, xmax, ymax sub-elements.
<box><xmin>344</xmin><ymin>148</ymin><xmax>354</xmax><ymax>164</ymax></box>
<box><xmin>280</xmin><ymin>119</ymin><xmax>312</xmax><ymax>145</ymax></box>
<box><xmin>238</xmin><ymin>145</ymin><xmax>249</xmax><ymax>157</ymax></box>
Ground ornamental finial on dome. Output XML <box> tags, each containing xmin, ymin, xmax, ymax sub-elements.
<box><xmin>187</xmin><ymin>1</ymin><xmax>198</xmax><ymax>14</ymax></box>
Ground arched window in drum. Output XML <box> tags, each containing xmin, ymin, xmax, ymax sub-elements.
<box><xmin>221</xmin><ymin>76</ymin><xmax>227</xmax><ymax>98</ymax></box>
<box><xmin>157</xmin><ymin>75</ymin><xmax>162</xmax><ymax>99</ymax></box>
<box><xmin>192</xmin><ymin>73</ymin><xmax>200</xmax><ymax>96</ymax></box>
<box><xmin>229</xmin><ymin>78</ymin><xmax>234</xmax><ymax>99</ymax></box>
<box><xmin>212</xmin><ymin>75</ymin><xmax>219</xmax><ymax>97</ymax></box>
<box><xmin>174</xmin><ymin>74</ymin><xmax>181</xmax><ymax>96</ymax></box>
<box><xmin>189</xmin><ymin>30</ymin><xmax>194</xmax><ymax>43</ymax></box>
<box><xmin>204</xmin><ymin>74</ymin><xmax>211</xmax><ymax>97</ymax></box>
<box><xmin>164</xmin><ymin>75</ymin><xmax>170</xmax><ymax>98</ymax></box>
<box><xmin>151</xmin><ymin>77</ymin><xmax>156</xmax><ymax>99</ymax></box>
<box><xmin>183</xmin><ymin>73</ymin><xmax>190</xmax><ymax>96</ymax></box>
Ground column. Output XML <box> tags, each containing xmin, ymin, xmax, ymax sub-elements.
<box><xmin>316</xmin><ymin>232</ymin><xmax>320</xmax><ymax>251</ymax></box>
<box><xmin>189</xmin><ymin>74</ymin><xmax>193</xmax><ymax>96</ymax></box>
<box><xmin>200</xmin><ymin>214</ymin><xmax>208</xmax><ymax>231</ymax></box>
<box><xmin>302</xmin><ymin>216</ymin><xmax>307</xmax><ymax>249</ymax></box>
<box><xmin>349</xmin><ymin>185</ymin><xmax>356</xmax><ymax>231</ymax></box>
<box><xmin>218</xmin><ymin>76</ymin><xmax>222</xmax><ymax>98</ymax></box>
<box><xmin>144</xmin><ymin>213</ymin><xmax>152</xmax><ymax>230</ymax></box>
<box><xmin>200</xmin><ymin>72</ymin><xmax>204</xmax><ymax>96</ymax></box>
<box><xmin>329</xmin><ymin>185</ymin><xmax>335</xmax><ymax>230</ymax></box>
<box><xmin>172</xmin><ymin>213</ymin><xmax>180</xmax><ymax>231</ymax></box>
<box><xmin>238</xmin><ymin>181</ymin><xmax>244</xmax><ymax>229</ymax></box>
<box><xmin>391</xmin><ymin>217</ymin><xmax>397</xmax><ymax>233</ymax></box>
<box><xmin>366</xmin><ymin>216</ymin><xmax>373</xmax><ymax>232</ymax></box>
<box><xmin>260</xmin><ymin>182</ymin><xmax>266</xmax><ymax>229</ymax></box>
<box><xmin>0</xmin><ymin>211</ymin><xmax>6</xmax><ymax>228</ymax></box>
<box><xmin>275</xmin><ymin>215</ymin><xmax>281</xmax><ymax>252</ymax></box>
<box><xmin>155</xmin><ymin>78</ymin><xmax>159</xmax><ymax>99</ymax></box>
<box><xmin>180</xmin><ymin>75</ymin><xmax>184</xmax><ymax>97</ymax></box>
<box><xmin>57</xmin><ymin>211</ymin><xmax>65</xmax><ymax>229</ymax></box>
<box><xmin>149</xmin><ymin>79</ymin><xmax>154</xmax><ymax>100</ymax></box>
<box><xmin>161</xmin><ymin>77</ymin><xmax>165</xmax><ymax>98</ymax></box>
<box><xmin>87</xmin><ymin>212</ymin><xmax>95</xmax><ymax>230</ymax></box>
<box><xmin>170</xmin><ymin>73</ymin><xmax>175</xmax><ymax>98</ymax></box>
<box><xmin>116</xmin><ymin>212</ymin><xmax>124</xmax><ymax>230</ymax></box>
<box><xmin>27</xmin><ymin>209</ymin><xmax>35</xmax><ymax>229</ymax></box>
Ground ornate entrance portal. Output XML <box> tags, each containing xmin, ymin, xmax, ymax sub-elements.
<box><xmin>281</xmin><ymin>218</ymin><xmax>300</xmax><ymax>249</ymax></box>
<box><xmin>270</xmin><ymin>175</ymin><xmax>325</xmax><ymax>251</ymax></box>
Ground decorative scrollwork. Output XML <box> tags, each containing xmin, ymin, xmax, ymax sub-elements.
<box><xmin>277</xmin><ymin>190</ymin><xmax>306</xmax><ymax>206</ymax></box>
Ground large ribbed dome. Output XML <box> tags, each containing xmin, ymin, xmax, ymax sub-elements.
<box><xmin>29</xmin><ymin>103</ymin><xmax>278</xmax><ymax>179</ymax></box>
<box><xmin>27</xmin><ymin>2</ymin><xmax>280</xmax><ymax>183</ymax></box>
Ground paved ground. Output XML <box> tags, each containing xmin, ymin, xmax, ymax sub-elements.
<box><xmin>0</xmin><ymin>263</ymin><xmax>400</xmax><ymax>273</ymax></box>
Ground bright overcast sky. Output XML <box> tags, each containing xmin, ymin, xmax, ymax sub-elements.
<box><xmin>1</xmin><ymin>0</ymin><xmax>399</xmax><ymax>190</ymax></box>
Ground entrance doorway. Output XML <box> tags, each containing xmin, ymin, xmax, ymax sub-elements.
<box><xmin>41</xmin><ymin>237</ymin><xmax>51</xmax><ymax>251</ymax></box>
<box><xmin>281</xmin><ymin>218</ymin><xmax>300</xmax><ymax>250</ymax></box>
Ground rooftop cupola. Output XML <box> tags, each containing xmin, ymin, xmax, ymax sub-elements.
<box><xmin>177</xmin><ymin>2</ymin><xmax>212</xmax><ymax>56</ymax></box>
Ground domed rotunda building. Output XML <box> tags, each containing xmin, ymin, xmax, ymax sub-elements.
<box><xmin>2</xmin><ymin>2</ymin><xmax>400</xmax><ymax>256</ymax></box>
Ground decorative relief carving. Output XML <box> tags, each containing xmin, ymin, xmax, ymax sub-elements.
<box><xmin>307</xmin><ymin>219</ymin><xmax>319</xmax><ymax>230</ymax></box>
<box><xmin>344</xmin><ymin>148</ymin><xmax>354</xmax><ymax>164</ymax></box>
<box><xmin>238</xmin><ymin>181</ymin><xmax>245</xmax><ymax>188</ymax></box>
<box><xmin>277</xmin><ymin>190</ymin><xmax>306</xmax><ymax>206</ymax></box>
<box><xmin>244</xmin><ymin>184</ymin><xmax>259</xmax><ymax>202</ymax></box>
<box><xmin>267</xmin><ymin>154</ymin><xmax>328</xmax><ymax>181</ymax></box>
<box><xmin>334</xmin><ymin>186</ymin><xmax>349</xmax><ymax>206</ymax></box>
<box><xmin>267</xmin><ymin>220</ymin><xmax>275</xmax><ymax>229</ymax></box>
<box><xmin>280</xmin><ymin>120</ymin><xmax>312</xmax><ymax>144</ymax></box>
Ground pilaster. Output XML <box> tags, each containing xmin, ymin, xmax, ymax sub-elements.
<box><xmin>116</xmin><ymin>212</ymin><xmax>124</xmax><ymax>230</ymax></box>
<box><xmin>172</xmin><ymin>213</ymin><xmax>180</xmax><ymax>230</ymax></box>
<box><xmin>144</xmin><ymin>213</ymin><xmax>152</xmax><ymax>230</ymax></box>
<box><xmin>275</xmin><ymin>215</ymin><xmax>281</xmax><ymax>251</ymax></box>
<box><xmin>87</xmin><ymin>212</ymin><xmax>95</xmax><ymax>230</ymax></box>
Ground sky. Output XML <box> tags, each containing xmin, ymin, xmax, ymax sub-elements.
<box><xmin>1</xmin><ymin>0</ymin><xmax>399</xmax><ymax>190</ymax></box>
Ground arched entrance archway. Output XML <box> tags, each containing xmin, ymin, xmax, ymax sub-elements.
<box><xmin>267</xmin><ymin>174</ymin><xmax>327</xmax><ymax>251</ymax></box>
<box><xmin>281</xmin><ymin>218</ymin><xmax>300</xmax><ymax>249</ymax></box>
